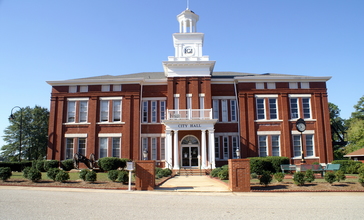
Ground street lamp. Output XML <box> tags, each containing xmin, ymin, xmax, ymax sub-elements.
<box><xmin>9</xmin><ymin>106</ymin><xmax>23</xmax><ymax>162</ymax></box>
<box><xmin>236</xmin><ymin>148</ymin><xmax>241</xmax><ymax>159</ymax></box>
<box><xmin>296</xmin><ymin>118</ymin><xmax>306</xmax><ymax>164</ymax></box>
<box><xmin>143</xmin><ymin>148</ymin><xmax>148</xmax><ymax>160</ymax></box>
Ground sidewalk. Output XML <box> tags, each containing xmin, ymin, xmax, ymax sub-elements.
<box><xmin>155</xmin><ymin>175</ymin><xmax>230</xmax><ymax>192</ymax></box>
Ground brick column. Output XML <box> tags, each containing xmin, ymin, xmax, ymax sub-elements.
<box><xmin>135</xmin><ymin>160</ymin><xmax>155</xmax><ymax>191</ymax></box>
<box><xmin>228</xmin><ymin>159</ymin><xmax>250</xmax><ymax>192</ymax></box>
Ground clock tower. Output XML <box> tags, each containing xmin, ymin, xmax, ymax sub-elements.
<box><xmin>162</xmin><ymin>9</ymin><xmax>215</xmax><ymax>77</ymax></box>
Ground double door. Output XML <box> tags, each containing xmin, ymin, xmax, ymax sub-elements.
<box><xmin>181</xmin><ymin>146</ymin><xmax>199</xmax><ymax>167</ymax></box>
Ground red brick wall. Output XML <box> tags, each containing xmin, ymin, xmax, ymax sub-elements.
<box><xmin>228</xmin><ymin>159</ymin><xmax>250</xmax><ymax>192</ymax></box>
<box><xmin>135</xmin><ymin>160</ymin><xmax>155</xmax><ymax>190</ymax></box>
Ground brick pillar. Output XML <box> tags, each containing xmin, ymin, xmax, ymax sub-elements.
<box><xmin>228</xmin><ymin>159</ymin><xmax>250</xmax><ymax>192</ymax></box>
<box><xmin>135</xmin><ymin>160</ymin><xmax>155</xmax><ymax>191</ymax></box>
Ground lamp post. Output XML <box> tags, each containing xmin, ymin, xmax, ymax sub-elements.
<box><xmin>9</xmin><ymin>106</ymin><xmax>23</xmax><ymax>162</ymax></box>
<box><xmin>296</xmin><ymin>118</ymin><xmax>306</xmax><ymax>164</ymax></box>
<box><xmin>143</xmin><ymin>148</ymin><xmax>148</xmax><ymax>160</ymax></box>
<box><xmin>236</xmin><ymin>148</ymin><xmax>241</xmax><ymax>159</ymax></box>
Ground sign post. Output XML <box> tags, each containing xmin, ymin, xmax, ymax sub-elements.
<box><xmin>126</xmin><ymin>161</ymin><xmax>135</xmax><ymax>191</ymax></box>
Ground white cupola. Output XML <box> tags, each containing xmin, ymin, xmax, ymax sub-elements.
<box><xmin>162</xmin><ymin>9</ymin><xmax>215</xmax><ymax>77</ymax></box>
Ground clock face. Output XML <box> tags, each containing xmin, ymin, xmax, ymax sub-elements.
<box><xmin>296</xmin><ymin>123</ymin><xmax>306</xmax><ymax>132</ymax></box>
<box><xmin>184</xmin><ymin>46</ymin><xmax>194</xmax><ymax>56</ymax></box>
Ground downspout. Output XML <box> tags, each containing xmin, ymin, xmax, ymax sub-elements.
<box><xmin>139</xmin><ymin>80</ymin><xmax>144</xmax><ymax>160</ymax></box>
<box><xmin>233</xmin><ymin>79</ymin><xmax>241</xmax><ymax>157</ymax></box>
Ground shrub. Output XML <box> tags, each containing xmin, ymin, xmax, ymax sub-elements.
<box><xmin>47</xmin><ymin>168</ymin><xmax>61</xmax><ymax>181</ymax></box>
<box><xmin>324</xmin><ymin>172</ymin><xmax>336</xmax><ymax>184</ymax></box>
<box><xmin>304</xmin><ymin>169</ymin><xmax>315</xmax><ymax>183</ymax></box>
<box><xmin>44</xmin><ymin>160</ymin><xmax>59</xmax><ymax>172</ymax></box>
<box><xmin>331</xmin><ymin>160</ymin><xmax>362</xmax><ymax>173</ymax></box>
<box><xmin>359</xmin><ymin>172</ymin><xmax>364</xmax><ymax>187</ymax></box>
<box><xmin>61</xmin><ymin>159</ymin><xmax>74</xmax><ymax>171</ymax></box>
<box><xmin>155</xmin><ymin>167</ymin><xmax>163</xmax><ymax>179</ymax></box>
<box><xmin>108</xmin><ymin>170</ymin><xmax>120</xmax><ymax>182</ymax></box>
<box><xmin>210</xmin><ymin>167</ymin><xmax>222</xmax><ymax>178</ymax></box>
<box><xmin>35</xmin><ymin>160</ymin><xmax>46</xmax><ymax>172</ymax></box>
<box><xmin>85</xmin><ymin>170</ymin><xmax>97</xmax><ymax>183</ymax></box>
<box><xmin>119</xmin><ymin>158</ymin><xmax>131</xmax><ymax>170</ymax></box>
<box><xmin>251</xmin><ymin>173</ymin><xmax>258</xmax><ymax>179</ymax></box>
<box><xmin>335</xmin><ymin>170</ymin><xmax>346</xmax><ymax>182</ymax></box>
<box><xmin>0</xmin><ymin>167</ymin><xmax>12</xmax><ymax>181</ymax></box>
<box><xmin>161</xmin><ymin>168</ymin><xmax>172</xmax><ymax>177</ymax></box>
<box><xmin>0</xmin><ymin>162</ymin><xmax>32</xmax><ymax>172</ymax></box>
<box><xmin>273</xmin><ymin>172</ymin><xmax>285</xmax><ymax>182</ymax></box>
<box><xmin>98</xmin><ymin>157</ymin><xmax>121</xmax><ymax>171</ymax></box>
<box><xmin>27</xmin><ymin>168</ymin><xmax>42</xmax><ymax>182</ymax></box>
<box><xmin>249</xmin><ymin>156</ymin><xmax>289</xmax><ymax>174</ymax></box>
<box><xmin>117</xmin><ymin>170</ymin><xmax>129</xmax><ymax>183</ymax></box>
<box><xmin>79</xmin><ymin>169</ymin><xmax>90</xmax><ymax>181</ymax></box>
<box><xmin>23</xmin><ymin>166</ymin><xmax>31</xmax><ymax>179</ymax></box>
<box><xmin>55</xmin><ymin>170</ymin><xmax>70</xmax><ymax>183</ymax></box>
<box><xmin>218</xmin><ymin>168</ymin><xmax>229</xmax><ymax>180</ymax></box>
<box><xmin>357</xmin><ymin>164</ymin><xmax>364</xmax><ymax>174</ymax></box>
<box><xmin>293</xmin><ymin>172</ymin><xmax>306</xmax><ymax>186</ymax></box>
<box><xmin>259</xmin><ymin>171</ymin><xmax>272</xmax><ymax>186</ymax></box>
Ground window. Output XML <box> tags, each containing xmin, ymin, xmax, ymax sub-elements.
<box><xmin>151</xmin><ymin>138</ymin><xmax>157</xmax><ymax>160</ymax></box>
<box><xmin>79</xmin><ymin>101</ymin><xmax>88</xmax><ymax>123</ymax></box>
<box><xmin>221</xmin><ymin>100</ymin><xmax>228</xmax><ymax>122</ymax></box>
<box><xmin>174</xmin><ymin>94</ymin><xmax>179</xmax><ymax>109</ymax></box>
<box><xmin>256</xmin><ymin>98</ymin><xmax>265</xmax><ymax>120</ymax></box>
<box><xmin>65</xmin><ymin>138</ymin><xmax>74</xmax><ymax>159</ymax></box>
<box><xmin>293</xmin><ymin>135</ymin><xmax>302</xmax><ymax>157</ymax></box>
<box><xmin>199</xmin><ymin>94</ymin><xmax>205</xmax><ymax>109</ymax></box>
<box><xmin>160</xmin><ymin>101</ymin><xmax>166</xmax><ymax>120</ymax></box>
<box><xmin>100</xmin><ymin>98</ymin><xmax>122</xmax><ymax>122</ymax></box>
<box><xmin>142</xmin><ymin>137</ymin><xmax>148</xmax><ymax>159</ymax></box>
<box><xmin>306</xmin><ymin>134</ymin><xmax>314</xmax><ymax>157</ymax></box>
<box><xmin>271</xmin><ymin>135</ymin><xmax>280</xmax><ymax>156</ymax></box>
<box><xmin>142</xmin><ymin>101</ymin><xmax>148</xmax><ymax>123</ymax></box>
<box><xmin>213</xmin><ymin>100</ymin><xmax>219</xmax><ymax>120</ymax></box>
<box><xmin>160</xmin><ymin>137</ymin><xmax>165</xmax><ymax>160</ymax></box>
<box><xmin>289</xmin><ymin>82</ymin><xmax>298</xmax><ymax>89</ymax></box>
<box><xmin>69</xmin><ymin>86</ymin><xmax>77</xmax><ymax>93</ymax></box>
<box><xmin>214</xmin><ymin>137</ymin><xmax>220</xmax><ymax>159</ymax></box>
<box><xmin>78</xmin><ymin>138</ymin><xmax>86</xmax><ymax>156</ymax></box>
<box><xmin>231</xmin><ymin>100</ymin><xmax>237</xmax><ymax>121</ymax></box>
<box><xmin>259</xmin><ymin>136</ymin><xmax>267</xmax><ymax>157</ymax></box>
<box><xmin>301</xmin><ymin>82</ymin><xmax>310</xmax><ymax>89</ymax></box>
<box><xmin>186</xmin><ymin>94</ymin><xmax>192</xmax><ymax>109</ymax></box>
<box><xmin>232</xmin><ymin>136</ymin><xmax>238</xmax><ymax>159</ymax></box>
<box><xmin>223</xmin><ymin>137</ymin><xmax>229</xmax><ymax>159</ymax></box>
<box><xmin>269</xmin><ymin>98</ymin><xmax>277</xmax><ymax>120</ymax></box>
<box><xmin>80</xmin><ymin>86</ymin><xmax>88</xmax><ymax>92</ymax></box>
<box><xmin>151</xmin><ymin>101</ymin><xmax>157</xmax><ymax>123</ymax></box>
<box><xmin>267</xmin><ymin>82</ymin><xmax>276</xmax><ymax>89</ymax></box>
<box><xmin>102</xmin><ymin>85</ymin><xmax>110</xmax><ymax>92</ymax></box>
<box><xmin>112</xmin><ymin>137</ymin><xmax>120</xmax><ymax>157</ymax></box>
<box><xmin>256</xmin><ymin>82</ymin><xmax>264</xmax><ymax>89</ymax></box>
<box><xmin>67</xmin><ymin>101</ymin><xmax>76</xmax><ymax>123</ymax></box>
<box><xmin>113</xmin><ymin>84</ymin><xmax>122</xmax><ymax>91</ymax></box>
<box><xmin>289</xmin><ymin>95</ymin><xmax>312</xmax><ymax>119</ymax></box>
<box><xmin>99</xmin><ymin>137</ymin><xmax>108</xmax><ymax>158</ymax></box>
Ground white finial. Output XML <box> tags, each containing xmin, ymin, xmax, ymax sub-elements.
<box><xmin>187</xmin><ymin>0</ymin><xmax>189</xmax><ymax>10</ymax></box>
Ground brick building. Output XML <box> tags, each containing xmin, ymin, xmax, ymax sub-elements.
<box><xmin>46</xmin><ymin>9</ymin><xmax>333</xmax><ymax>169</ymax></box>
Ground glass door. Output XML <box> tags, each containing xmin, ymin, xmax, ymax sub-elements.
<box><xmin>182</xmin><ymin>146</ymin><xmax>199</xmax><ymax>167</ymax></box>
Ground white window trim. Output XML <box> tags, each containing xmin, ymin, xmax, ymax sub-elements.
<box><xmin>255</xmin><ymin>94</ymin><xmax>278</xmax><ymax>98</ymax></box>
<box><xmin>258</xmin><ymin>135</ymin><xmax>268</xmax><ymax>157</ymax></box>
<box><xmin>99</xmin><ymin>97</ymin><xmax>123</xmax><ymax>100</ymax></box>
<box><xmin>288</xmin><ymin>94</ymin><xmax>312</xmax><ymax>98</ymax></box>
<box><xmin>65</xmin><ymin>133</ymin><xmax>88</xmax><ymax>138</ymax></box>
<box><xmin>98</xmin><ymin>133</ymin><xmax>122</xmax><ymax>137</ymax></box>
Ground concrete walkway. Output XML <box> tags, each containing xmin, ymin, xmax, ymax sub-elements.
<box><xmin>156</xmin><ymin>175</ymin><xmax>230</xmax><ymax>192</ymax></box>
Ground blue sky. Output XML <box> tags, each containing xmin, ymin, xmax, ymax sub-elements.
<box><xmin>1</xmin><ymin>0</ymin><xmax>363</xmax><ymax>148</ymax></box>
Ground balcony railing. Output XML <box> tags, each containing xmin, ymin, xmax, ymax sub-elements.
<box><xmin>167</xmin><ymin>109</ymin><xmax>213</xmax><ymax>120</ymax></box>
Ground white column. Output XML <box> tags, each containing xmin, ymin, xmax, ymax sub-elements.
<box><xmin>173</xmin><ymin>130</ymin><xmax>179</xmax><ymax>169</ymax></box>
<box><xmin>165</xmin><ymin>130</ymin><xmax>173</xmax><ymax>169</ymax></box>
<box><xmin>208</xmin><ymin>129</ymin><xmax>216</xmax><ymax>169</ymax></box>
<box><xmin>201</xmin><ymin>130</ymin><xmax>207</xmax><ymax>169</ymax></box>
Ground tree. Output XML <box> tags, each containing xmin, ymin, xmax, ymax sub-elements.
<box><xmin>351</xmin><ymin>96</ymin><xmax>364</xmax><ymax>121</ymax></box>
<box><xmin>1</xmin><ymin>106</ymin><xmax>49</xmax><ymax>161</ymax></box>
<box><xmin>344</xmin><ymin>96</ymin><xmax>364</xmax><ymax>154</ymax></box>
<box><xmin>329</xmin><ymin>102</ymin><xmax>348</xmax><ymax>159</ymax></box>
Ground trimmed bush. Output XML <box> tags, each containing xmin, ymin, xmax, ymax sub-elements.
<box><xmin>27</xmin><ymin>168</ymin><xmax>42</xmax><ymax>182</ymax></box>
<box><xmin>331</xmin><ymin>160</ymin><xmax>362</xmax><ymax>173</ymax></box>
<box><xmin>274</xmin><ymin>172</ymin><xmax>285</xmax><ymax>182</ymax></box>
<box><xmin>108</xmin><ymin>170</ymin><xmax>120</xmax><ymax>182</ymax></box>
<box><xmin>47</xmin><ymin>168</ymin><xmax>61</xmax><ymax>181</ymax></box>
<box><xmin>0</xmin><ymin>167</ymin><xmax>12</xmax><ymax>181</ymax></box>
<box><xmin>98</xmin><ymin>157</ymin><xmax>121</xmax><ymax>171</ymax></box>
<box><xmin>210</xmin><ymin>167</ymin><xmax>222</xmax><ymax>178</ymax></box>
<box><xmin>249</xmin><ymin>156</ymin><xmax>289</xmax><ymax>174</ymax></box>
<box><xmin>61</xmin><ymin>159</ymin><xmax>74</xmax><ymax>171</ymax></box>
<box><xmin>23</xmin><ymin>166</ymin><xmax>31</xmax><ymax>179</ymax></box>
<box><xmin>79</xmin><ymin>169</ymin><xmax>90</xmax><ymax>181</ymax></box>
<box><xmin>35</xmin><ymin>160</ymin><xmax>46</xmax><ymax>172</ymax></box>
<box><xmin>218</xmin><ymin>168</ymin><xmax>229</xmax><ymax>180</ymax></box>
<box><xmin>55</xmin><ymin>170</ymin><xmax>70</xmax><ymax>183</ymax></box>
<box><xmin>44</xmin><ymin>160</ymin><xmax>59</xmax><ymax>172</ymax></box>
<box><xmin>357</xmin><ymin>164</ymin><xmax>364</xmax><ymax>174</ymax></box>
<box><xmin>304</xmin><ymin>169</ymin><xmax>315</xmax><ymax>183</ymax></box>
<box><xmin>259</xmin><ymin>171</ymin><xmax>273</xmax><ymax>186</ymax></box>
<box><xmin>324</xmin><ymin>172</ymin><xmax>336</xmax><ymax>184</ymax></box>
<box><xmin>359</xmin><ymin>172</ymin><xmax>364</xmax><ymax>187</ymax></box>
<box><xmin>85</xmin><ymin>170</ymin><xmax>97</xmax><ymax>183</ymax></box>
<box><xmin>293</xmin><ymin>171</ymin><xmax>306</xmax><ymax>186</ymax></box>
<box><xmin>335</xmin><ymin>170</ymin><xmax>346</xmax><ymax>182</ymax></box>
<box><xmin>117</xmin><ymin>170</ymin><xmax>129</xmax><ymax>183</ymax></box>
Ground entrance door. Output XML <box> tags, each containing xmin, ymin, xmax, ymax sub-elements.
<box><xmin>182</xmin><ymin>146</ymin><xmax>199</xmax><ymax>167</ymax></box>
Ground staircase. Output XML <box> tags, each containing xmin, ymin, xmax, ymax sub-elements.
<box><xmin>177</xmin><ymin>168</ymin><xmax>211</xmax><ymax>176</ymax></box>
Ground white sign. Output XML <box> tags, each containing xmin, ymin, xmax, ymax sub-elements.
<box><xmin>126</xmin><ymin>162</ymin><xmax>134</xmax><ymax>171</ymax></box>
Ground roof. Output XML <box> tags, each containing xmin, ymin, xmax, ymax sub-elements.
<box><xmin>344</xmin><ymin>148</ymin><xmax>364</xmax><ymax>157</ymax></box>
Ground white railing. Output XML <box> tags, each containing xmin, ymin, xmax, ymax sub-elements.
<box><xmin>167</xmin><ymin>109</ymin><xmax>213</xmax><ymax>120</ymax></box>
